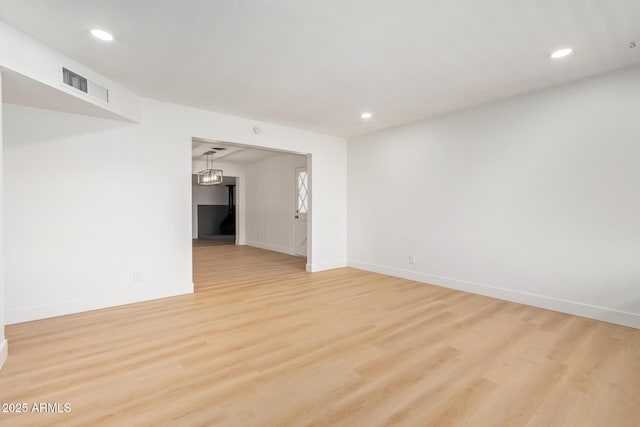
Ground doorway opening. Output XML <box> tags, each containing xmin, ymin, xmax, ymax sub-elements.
<box><xmin>191</xmin><ymin>137</ymin><xmax>311</xmax><ymax>284</ymax></box>
<box><xmin>192</xmin><ymin>174</ymin><xmax>237</xmax><ymax>245</ymax></box>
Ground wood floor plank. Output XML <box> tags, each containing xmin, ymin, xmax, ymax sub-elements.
<box><xmin>0</xmin><ymin>241</ymin><xmax>638</xmax><ymax>426</ymax></box>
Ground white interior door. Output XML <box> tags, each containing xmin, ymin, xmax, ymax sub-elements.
<box><xmin>295</xmin><ymin>166</ymin><xmax>308</xmax><ymax>257</ymax></box>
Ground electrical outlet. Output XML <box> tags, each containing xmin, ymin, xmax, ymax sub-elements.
<box><xmin>133</xmin><ymin>272</ymin><xmax>142</xmax><ymax>282</ymax></box>
<box><xmin>409</xmin><ymin>254</ymin><xmax>416</xmax><ymax>264</ymax></box>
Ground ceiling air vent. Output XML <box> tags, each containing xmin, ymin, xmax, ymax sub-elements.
<box><xmin>62</xmin><ymin>68</ymin><xmax>87</xmax><ymax>92</ymax></box>
<box><xmin>62</xmin><ymin>67</ymin><xmax>109</xmax><ymax>103</ymax></box>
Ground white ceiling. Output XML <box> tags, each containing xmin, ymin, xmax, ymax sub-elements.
<box><xmin>1</xmin><ymin>0</ymin><xmax>639</xmax><ymax>137</ymax></box>
<box><xmin>192</xmin><ymin>138</ymin><xmax>281</xmax><ymax>164</ymax></box>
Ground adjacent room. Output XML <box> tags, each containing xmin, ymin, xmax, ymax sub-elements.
<box><xmin>0</xmin><ymin>1</ymin><xmax>639</xmax><ymax>426</ymax></box>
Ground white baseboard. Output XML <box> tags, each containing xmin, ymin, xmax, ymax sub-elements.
<box><xmin>245</xmin><ymin>240</ymin><xmax>296</xmax><ymax>256</ymax></box>
<box><xmin>0</xmin><ymin>339</ymin><xmax>7</xmax><ymax>371</ymax></box>
<box><xmin>348</xmin><ymin>259</ymin><xmax>640</xmax><ymax>329</ymax></box>
<box><xmin>306</xmin><ymin>260</ymin><xmax>348</xmax><ymax>272</ymax></box>
<box><xmin>5</xmin><ymin>284</ymin><xmax>194</xmax><ymax>325</ymax></box>
<box><xmin>244</xmin><ymin>242</ymin><xmax>346</xmax><ymax>272</ymax></box>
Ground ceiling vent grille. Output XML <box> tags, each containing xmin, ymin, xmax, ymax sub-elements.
<box><xmin>62</xmin><ymin>67</ymin><xmax>109</xmax><ymax>103</ymax></box>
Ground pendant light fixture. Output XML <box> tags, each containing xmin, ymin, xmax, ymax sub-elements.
<box><xmin>197</xmin><ymin>151</ymin><xmax>223</xmax><ymax>185</ymax></box>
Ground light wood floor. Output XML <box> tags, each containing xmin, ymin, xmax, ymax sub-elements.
<box><xmin>1</xmin><ymin>244</ymin><xmax>639</xmax><ymax>426</ymax></box>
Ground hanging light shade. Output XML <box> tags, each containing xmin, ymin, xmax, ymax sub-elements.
<box><xmin>197</xmin><ymin>169</ymin><xmax>223</xmax><ymax>185</ymax></box>
<box><xmin>197</xmin><ymin>151</ymin><xmax>223</xmax><ymax>185</ymax></box>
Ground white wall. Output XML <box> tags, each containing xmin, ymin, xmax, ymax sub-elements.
<box><xmin>192</xmin><ymin>180</ymin><xmax>229</xmax><ymax>205</ymax></box>
<box><xmin>348</xmin><ymin>65</ymin><xmax>640</xmax><ymax>329</ymax></box>
<box><xmin>245</xmin><ymin>153</ymin><xmax>307</xmax><ymax>255</ymax></box>
<box><xmin>0</xmin><ymin>71</ymin><xmax>7</xmax><ymax>369</ymax></box>
<box><xmin>4</xmin><ymin>104</ymin><xmax>192</xmax><ymax>323</ymax></box>
<box><xmin>3</xmin><ymin>97</ymin><xmax>346</xmax><ymax>324</ymax></box>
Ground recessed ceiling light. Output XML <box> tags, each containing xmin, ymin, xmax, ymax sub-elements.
<box><xmin>361</xmin><ymin>112</ymin><xmax>373</xmax><ymax>119</ymax></box>
<box><xmin>550</xmin><ymin>48</ymin><xmax>573</xmax><ymax>59</ymax></box>
<box><xmin>90</xmin><ymin>29</ymin><xmax>114</xmax><ymax>41</ymax></box>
